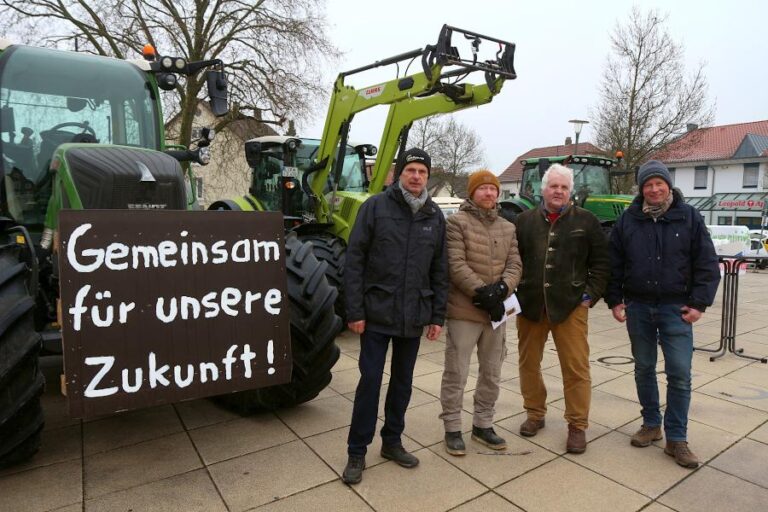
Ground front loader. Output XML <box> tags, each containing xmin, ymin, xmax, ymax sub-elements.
<box><xmin>211</xmin><ymin>25</ymin><xmax>517</xmax><ymax>322</ymax></box>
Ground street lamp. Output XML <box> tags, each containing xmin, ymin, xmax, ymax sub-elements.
<box><xmin>569</xmin><ymin>119</ymin><xmax>589</xmax><ymax>156</ymax></box>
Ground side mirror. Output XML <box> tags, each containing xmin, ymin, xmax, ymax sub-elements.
<box><xmin>244</xmin><ymin>140</ymin><xmax>262</xmax><ymax>168</ymax></box>
<box><xmin>206</xmin><ymin>70</ymin><xmax>228</xmax><ymax>117</ymax></box>
<box><xmin>0</xmin><ymin>106</ymin><xmax>15</xmax><ymax>133</ymax></box>
<box><xmin>538</xmin><ymin>158</ymin><xmax>551</xmax><ymax>178</ymax></box>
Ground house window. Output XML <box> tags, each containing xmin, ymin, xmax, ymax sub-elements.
<box><xmin>195</xmin><ymin>177</ymin><xmax>204</xmax><ymax>200</ymax></box>
<box><xmin>717</xmin><ymin>216</ymin><xmax>732</xmax><ymax>225</ymax></box>
<box><xmin>694</xmin><ymin>166</ymin><xmax>708</xmax><ymax>189</ymax></box>
<box><xmin>668</xmin><ymin>167</ymin><xmax>675</xmax><ymax>185</ymax></box>
<box><xmin>743</xmin><ymin>163</ymin><xmax>759</xmax><ymax>188</ymax></box>
<box><xmin>736</xmin><ymin>216</ymin><xmax>759</xmax><ymax>229</ymax></box>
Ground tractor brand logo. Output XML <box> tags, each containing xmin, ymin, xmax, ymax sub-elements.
<box><xmin>717</xmin><ymin>199</ymin><xmax>765</xmax><ymax>210</ymax></box>
<box><xmin>127</xmin><ymin>203</ymin><xmax>167</xmax><ymax>209</ymax></box>
<box><xmin>361</xmin><ymin>85</ymin><xmax>384</xmax><ymax>99</ymax></box>
<box><xmin>136</xmin><ymin>161</ymin><xmax>156</xmax><ymax>182</ymax></box>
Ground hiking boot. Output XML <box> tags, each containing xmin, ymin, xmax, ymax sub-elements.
<box><xmin>342</xmin><ymin>455</ymin><xmax>365</xmax><ymax>484</ymax></box>
<box><xmin>664</xmin><ymin>441</ymin><xmax>700</xmax><ymax>469</ymax></box>
<box><xmin>445</xmin><ymin>431</ymin><xmax>466</xmax><ymax>456</ymax></box>
<box><xmin>381</xmin><ymin>444</ymin><xmax>419</xmax><ymax>468</ymax></box>
<box><xmin>566</xmin><ymin>424</ymin><xmax>587</xmax><ymax>454</ymax></box>
<box><xmin>519</xmin><ymin>417</ymin><xmax>546</xmax><ymax>437</ymax></box>
<box><xmin>471</xmin><ymin>426</ymin><xmax>507</xmax><ymax>450</ymax></box>
<box><xmin>631</xmin><ymin>425</ymin><xmax>663</xmax><ymax>447</ymax></box>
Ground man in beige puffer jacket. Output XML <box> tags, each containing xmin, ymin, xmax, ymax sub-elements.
<box><xmin>439</xmin><ymin>170</ymin><xmax>522</xmax><ymax>455</ymax></box>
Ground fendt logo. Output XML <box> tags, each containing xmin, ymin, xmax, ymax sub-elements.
<box><xmin>360</xmin><ymin>85</ymin><xmax>384</xmax><ymax>99</ymax></box>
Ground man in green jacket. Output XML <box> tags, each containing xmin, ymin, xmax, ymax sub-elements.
<box><xmin>514</xmin><ymin>164</ymin><xmax>610</xmax><ymax>454</ymax></box>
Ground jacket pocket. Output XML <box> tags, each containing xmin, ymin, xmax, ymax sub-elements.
<box><xmin>417</xmin><ymin>288</ymin><xmax>435</xmax><ymax>326</ymax></box>
<box><xmin>364</xmin><ymin>283</ymin><xmax>396</xmax><ymax>325</ymax></box>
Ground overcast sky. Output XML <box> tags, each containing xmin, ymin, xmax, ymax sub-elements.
<box><xmin>302</xmin><ymin>0</ymin><xmax>768</xmax><ymax>173</ymax></box>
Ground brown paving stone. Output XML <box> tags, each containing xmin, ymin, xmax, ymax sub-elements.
<box><xmin>174</xmin><ymin>398</ymin><xmax>239</xmax><ymax>430</ymax></box>
<box><xmin>84</xmin><ymin>432</ymin><xmax>201</xmax><ymax>498</ymax></box>
<box><xmin>659</xmin><ymin>466</ymin><xmax>768</xmax><ymax>512</ymax></box>
<box><xmin>402</xmin><ymin>399</ymin><xmax>472</xmax><ymax>447</ymax></box>
<box><xmin>208</xmin><ymin>440</ymin><xmax>336</xmax><ymax>512</ymax></box>
<box><xmin>40</xmin><ymin>391</ymin><xmax>80</xmax><ymax>432</ymax></box>
<box><xmin>353</xmin><ymin>448</ymin><xmax>485</xmax><ymax>512</ymax></box>
<box><xmin>0</xmin><ymin>460</ymin><xmax>82</xmax><ymax>512</ymax></box>
<box><xmin>254</xmin><ymin>480</ymin><xmax>372</xmax><ymax>511</ymax></box>
<box><xmin>333</xmin><ymin>352</ymin><xmax>361</xmax><ymax>372</ymax></box>
<box><xmin>83</xmin><ymin>405</ymin><xmax>184</xmax><ymax>455</ymax></box>
<box><xmin>84</xmin><ymin>469</ymin><xmax>226</xmax><ymax>512</ymax></box>
<box><xmin>496</xmin><ymin>458</ymin><xmax>649</xmax><ymax>512</ymax></box>
<box><xmin>696</xmin><ymin>376</ymin><xmax>768</xmax><ymax>412</ymax></box>
<box><xmin>550</xmin><ymin>389</ymin><xmax>642</xmax><ymax>429</ymax></box>
<box><xmin>687</xmin><ymin>391</ymin><xmax>768</xmax><ymax>435</ymax></box>
<box><xmin>412</xmin><ymin>369</ymin><xmax>478</xmax><ymax>398</ymax></box>
<box><xmin>747</xmin><ymin>420</ymin><xmax>768</xmax><ymax>444</ymax></box>
<box><xmin>451</xmin><ymin>492</ymin><xmax>523</xmax><ymax>512</ymax></box>
<box><xmin>709</xmin><ymin>438</ymin><xmax>768</xmax><ymax>488</ymax></box>
<box><xmin>0</xmin><ymin>424</ymin><xmax>81</xmax><ymax>477</ymax></box>
<box><xmin>189</xmin><ymin>413</ymin><xmax>297</xmax><ymax>464</ymax></box>
<box><xmin>564</xmin><ymin>431</ymin><xmax>691</xmax><ymax>498</ymax></box>
<box><xmin>429</xmin><ymin>424</ymin><xmax>555</xmax><ymax>488</ymax></box>
<box><xmin>51</xmin><ymin>504</ymin><xmax>84</xmax><ymax>512</ymax></box>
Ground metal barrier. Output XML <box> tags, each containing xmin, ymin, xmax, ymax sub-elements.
<box><xmin>695</xmin><ymin>257</ymin><xmax>768</xmax><ymax>363</ymax></box>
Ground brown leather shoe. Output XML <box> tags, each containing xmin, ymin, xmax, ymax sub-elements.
<box><xmin>631</xmin><ymin>425</ymin><xmax>663</xmax><ymax>447</ymax></box>
<box><xmin>566</xmin><ymin>424</ymin><xmax>587</xmax><ymax>454</ymax></box>
<box><xmin>664</xmin><ymin>441</ymin><xmax>699</xmax><ymax>468</ymax></box>
<box><xmin>519</xmin><ymin>418</ymin><xmax>545</xmax><ymax>437</ymax></box>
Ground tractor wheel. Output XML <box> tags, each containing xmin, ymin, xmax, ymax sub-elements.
<box><xmin>298</xmin><ymin>233</ymin><xmax>347</xmax><ymax>324</ymax></box>
<box><xmin>0</xmin><ymin>242</ymin><xmax>44</xmax><ymax>469</ymax></box>
<box><xmin>214</xmin><ymin>233</ymin><xmax>341</xmax><ymax>413</ymax></box>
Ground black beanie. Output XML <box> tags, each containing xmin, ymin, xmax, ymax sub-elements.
<box><xmin>397</xmin><ymin>148</ymin><xmax>432</xmax><ymax>176</ymax></box>
<box><xmin>637</xmin><ymin>160</ymin><xmax>673</xmax><ymax>188</ymax></box>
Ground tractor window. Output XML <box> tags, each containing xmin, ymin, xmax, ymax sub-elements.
<box><xmin>572</xmin><ymin>164</ymin><xmax>611</xmax><ymax>197</ymax></box>
<box><xmin>251</xmin><ymin>152</ymin><xmax>282</xmax><ymax>211</ymax></box>
<box><xmin>521</xmin><ymin>167</ymin><xmax>542</xmax><ymax>202</ymax></box>
<box><xmin>337</xmin><ymin>151</ymin><xmax>365</xmax><ymax>192</ymax></box>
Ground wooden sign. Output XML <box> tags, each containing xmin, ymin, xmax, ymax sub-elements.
<box><xmin>58</xmin><ymin>210</ymin><xmax>291</xmax><ymax>418</ymax></box>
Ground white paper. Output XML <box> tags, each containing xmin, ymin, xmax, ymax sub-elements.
<box><xmin>491</xmin><ymin>293</ymin><xmax>522</xmax><ymax>330</ymax></box>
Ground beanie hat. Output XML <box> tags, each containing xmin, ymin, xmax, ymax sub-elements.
<box><xmin>637</xmin><ymin>160</ymin><xmax>672</xmax><ymax>188</ymax></box>
<box><xmin>397</xmin><ymin>147</ymin><xmax>431</xmax><ymax>176</ymax></box>
<box><xmin>467</xmin><ymin>169</ymin><xmax>501</xmax><ymax>198</ymax></box>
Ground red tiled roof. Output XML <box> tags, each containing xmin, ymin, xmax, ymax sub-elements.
<box><xmin>498</xmin><ymin>142</ymin><xmax>607</xmax><ymax>183</ymax></box>
<box><xmin>652</xmin><ymin>120</ymin><xmax>768</xmax><ymax>163</ymax></box>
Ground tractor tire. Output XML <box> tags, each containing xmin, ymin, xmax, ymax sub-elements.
<box><xmin>298</xmin><ymin>233</ymin><xmax>347</xmax><ymax>324</ymax></box>
<box><xmin>214</xmin><ymin>233</ymin><xmax>341</xmax><ymax>413</ymax></box>
<box><xmin>0</xmin><ymin>243</ymin><xmax>44</xmax><ymax>469</ymax></box>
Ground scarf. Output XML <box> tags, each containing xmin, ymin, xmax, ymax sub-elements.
<box><xmin>401</xmin><ymin>184</ymin><xmax>429</xmax><ymax>214</ymax></box>
<box><xmin>642</xmin><ymin>192</ymin><xmax>674</xmax><ymax>220</ymax></box>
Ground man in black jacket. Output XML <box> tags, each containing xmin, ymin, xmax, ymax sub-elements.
<box><xmin>342</xmin><ymin>148</ymin><xmax>448</xmax><ymax>485</ymax></box>
<box><xmin>605</xmin><ymin>160</ymin><xmax>720</xmax><ymax>469</ymax></box>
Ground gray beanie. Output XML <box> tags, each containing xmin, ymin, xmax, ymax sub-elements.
<box><xmin>637</xmin><ymin>160</ymin><xmax>672</xmax><ymax>188</ymax></box>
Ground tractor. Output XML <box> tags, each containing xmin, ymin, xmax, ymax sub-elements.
<box><xmin>0</xmin><ymin>40</ymin><xmax>339</xmax><ymax>467</ymax></box>
<box><xmin>499</xmin><ymin>153</ymin><xmax>634</xmax><ymax>231</ymax></box>
<box><xmin>210</xmin><ymin>25</ymin><xmax>518</xmax><ymax>321</ymax></box>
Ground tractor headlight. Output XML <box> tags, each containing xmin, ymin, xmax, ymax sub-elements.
<box><xmin>198</xmin><ymin>146</ymin><xmax>211</xmax><ymax>165</ymax></box>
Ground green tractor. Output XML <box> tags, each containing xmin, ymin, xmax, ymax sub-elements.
<box><xmin>499</xmin><ymin>154</ymin><xmax>634</xmax><ymax>230</ymax></box>
<box><xmin>0</xmin><ymin>41</ymin><xmax>339</xmax><ymax>467</ymax></box>
<box><xmin>211</xmin><ymin>25</ymin><xmax>517</xmax><ymax>321</ymax></box>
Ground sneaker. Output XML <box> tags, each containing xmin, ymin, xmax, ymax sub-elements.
<box><xmin>380</xmin><ymin>444</ymin><xmax>419</xmax><ymax>468</ymax></box>
<box><xmin>566</xmin><ymin>424</ymin><xmax>587</xmax><ymax>454</ymax></box>
<box><xmin>445</xmin><ymin>431</ymin><xmax>466</xmax><ymax>456</ymax></box>
<box><xmin>471</xmin><ymin>426</ymin><xmax>507</xmax><ymax>450</ymax></box>
<box><xmin>519</xmin><ymin>417</ymin><xmax>546</xmax><ymax>437</ymax></box>
<box><xmin>342</xmin><ymin>455</ymin><xmax>365</xmax><ymax>484</ymax></box>
<box><xmin>664</xmin><ymin>441</ymin><xmax>700</xmax><ymax>469</ymax></box>
<box><xmin>631</xmin><ymin>425</ymin><xmax>663</xmax><ymax>447</ymax></box>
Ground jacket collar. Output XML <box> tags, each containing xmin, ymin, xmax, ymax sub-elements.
<box><xmin>387</xmin><ymin>182</ymin><xmax>439</xmax><ymax>216</ymax></box>
<box><xmin>460</xmin><ymin>199</ymin><xmax>498</xmax><ymax>222</ymax></box>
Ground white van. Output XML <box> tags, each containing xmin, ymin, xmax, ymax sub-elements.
<box><xmin>433</xmin><ymin>197</ymin><xmax>465</xmax><ymax>217</ymax></box>
<box><xmin>706</xmin><ymin>225</ymin><xmax>750</xmax><ymax>256</ymax></box>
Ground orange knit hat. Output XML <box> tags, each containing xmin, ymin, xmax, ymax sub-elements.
<box><xmin>467</xmin><ymin>169</ymin><xmax>500</xmax><ymax>198</ymax></box>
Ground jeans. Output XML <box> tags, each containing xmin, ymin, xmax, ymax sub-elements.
<box><xmin>347</xmin><ymin>329</ymin><xmax>421</xmax><ymax>456</ymax></box>
<box><xmin>626</xmin><ymin>302</ymin><xmax>693</xmax><ymax>441</ymax></box>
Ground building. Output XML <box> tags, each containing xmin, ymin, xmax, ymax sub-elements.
<box><xmin>653</xmin><ymin>120</ymin><xmax>768</xmax><ymax>228</ymax></box>
<box><xmin>165</xmin><ymin>102</ymin><xmax>277</xmax><ymax>208</ymax></box>
<box><xmin>498</xmin><ymin>140</ymin><xmax>607</xmax><ymax>200</ymax></box>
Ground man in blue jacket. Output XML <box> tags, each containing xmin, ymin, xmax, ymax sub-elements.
<box><xmin>605</xmin><ymin>160</ymin><xmax>720</xmax><ymax>469</ymax></box>
<box><xmin>342</xmin><ymin>148</ymin><xmax>448</xmax><ymax>484</ymax></box>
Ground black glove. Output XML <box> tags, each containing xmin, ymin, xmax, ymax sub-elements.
<box><xmin>488</xmin><ymin>302</ymin><xmax>505</xmax><ymax>322</ymax></box>
<box><xmin>472</xmin><ymin>280</ymin><xmax>509</xmax><ymax>312</ymax></box>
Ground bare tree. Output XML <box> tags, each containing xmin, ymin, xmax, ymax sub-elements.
<box><xmin>412</xmin><ymin>117</ymin><xmax>485</xmax><ymax>197</ymax></box>
<box><xmin>0</xmin><ymin>0</ymin><xmax>338</xmax><ymax>146</ymax></box>
<box><xmin>593</xmin><ymin>7</ymin><xmax>714</xmax><ymax>176</ymax></box>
